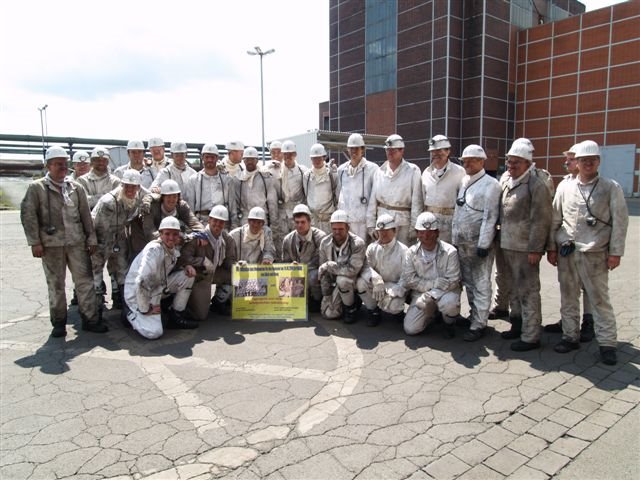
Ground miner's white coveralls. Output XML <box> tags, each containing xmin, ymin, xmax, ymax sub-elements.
<box><xmin>452</xmin><ymin>170</ymin><xmax>501</xmax><ymax>331</ymax></box>
<box><xmin>401</xmin><ymin>240</ymin><xmax>461</xmax><ymax>335</ymax></box>
<box><xmin>114</xmin><ymin>164</ymin><xmax>155</xmax><ymax>190</ymax></box>
<box><xmin>357</xmin><ymin>237</ymin><xmax>408</xmax><ymax>314</ymax></box>
<box><xmin>219</xmin><ymin>156</ymin><xmax>244</xmax><ymax>180</ymax></box>
<box><xmin>499</xmin><ymin>170</ymin><xmax>552</xmax><ymax>343</ymax></box>
<box><xmin>235</xmin><ymin>171</ymin><xmax>279</xmax><ymax>230</ymax></box>
<box><xmin>421</xmin><ymin>160</ymin><xmax>465</xmax><ymax>243</ymax></box>
<box><xmin>150</xmin><ymin>163</ymin><xmax>197</xmax><ymax>193</ymax></box>
<box><xmin>183</xmin><ymin>171</ymin><xmax>239</xmax><ymax>228</ymax></box>
<box><xmin>493</xmin><ymin>166</ymin><xmax>554</xmax><ymax>312</ymax></box>
<box><xmin>20</xmin><ymin>175</ymin><xmax>100</xmax><ymax>327</ymax></box>
<box><xmin>302</xmin><ymin>166</ymin><xmax>338</xmax><ymax>234</ymax></box>
<box><xmin>124</xmin><ymin>240</ymin><xmax>194</xmax><ymax>339</ymax></box>
<box><xmin>282</xmin><ymin>227</ymin><xmax>327</xmax><ymax>301</ymax></box>
<box><xmin>367</xmin><ymin>159</ymin><xmax>424</xmax><ymax>246</ymax></box>
<box><xmin>76</xmin><ymin>171</ymin><xmax>121</xmax><ymax>209</ymax></box>
<box><xmin>91</xmin><ymin>186</ymin><xmax>145</xmax><ymax>289</ymax></box>
<box><xmin>550</xmin><ymin>175</ymin><xmax>628</xmax><ymax>347</ymax></box>
<box><xmin>318</xmin><ymin>232</ymin><xmax>366</xmax><ymax>319</ymax></box>
<box><xmin>337</xmin><ymin>158</ymin><xmax>379</xmax><ymax>242</ymax></box>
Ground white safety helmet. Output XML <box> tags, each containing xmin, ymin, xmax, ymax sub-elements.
<box><xmin>159</xmin><ymin>216</ymin><xmax>181</xmax><ymax>231</ymax></box>
<box><xmin>506</xmin><ymin>142</ymin><xmax>533</xmax><ymax>161</ymax></box>
<box><xmin>281</xmin><ymin>140</ymin><xmax>296</xmax><ymax>153</ymax></box>
<box><xmin>148</xmin><ymin>137</ymin><xmax>164</xmax><ymax>148</ymax></box>
<box><xmin>72</xmin><ymin>150</ymin><xmax>90</xmax><ymax>163</ymax></box>
<box><xmin>292</xmin><ymin>204</ymin><xmax>311</xmax><ymax>217</ymax></box>
<box><xmin>460</xmin><ymin>144</ymin><xmax>488</xmax><ymax>160</ymax></box>
<box><xmin>45</xmin><ymin>146</ymin><xmax>70</xmax><ymax>163</ymax></box>
<box><xmin>269</xmin><ymin>140</ymin><xmax>282</xmax><ymax>150</ymax></box>
<box><xmin>243</xmin><ymin>146</ymin><xmax>259</xmax><ymax>159</ymax></box>
<box><xmin>375</xmin><ymin>213</ymin><xmax>396</xmax><ymax>231</ymax></box>
<box><xmin>384</xmin><ymin>134</ymin><xmax>405</xmax><ymax>149</ymax></box>
<box><xmin>428</xmin><ymin>134</ymin><xmax>452</xmax><ymax>151</ymax></box>
<box><xmin>330</xmin><ymin>210</ymin><xmax>349</xmax><ymax>224</ymax></box>
<box><xmin>309</xmin><ymin>143</ymin><xmax>327</xmax><ymax>158</ymax></box>
<box><xmin>209</xmin><ymin>205</ymin><xmax>229</xmax><ymax>221</ymax></box>
<box><xmin>90</xmin><ymin>147</ymin><xmax>110</xmax><ymax>159</ymax></box>
<box><xmin>121</xmin><ymin>169</ymin><xmax>142</xmax><ymax>186</ymax></box>
<box><xmin>171</xmin><ymin>142</ymin><xmax>188</xmax><ymax>154</ymax></box>
<box><xmin>160</xmin><ymin>179</ymin><xmax>181</xmax><ymax>195</ymax></box>
<box><xmin>201</xmin><ymin>143</ymin><xmax>219</xmax><ymax>156</ymax></box>
<box><xmin>347</xmin><ymin>133</ymin><xmax>365</xmax><ymax>148</ymax></box>
<box><xmin>574</xmin><ymin>140</ymin><xmax>600</xmax><ymax>158</ymax></box>
<box><xmin>513</xmin><ymin>137</ymin><xmax>535</xmax><ymax>152</ymax></box>
<box><xmin>226</xmin><ymin>140</ymin><xmax>244</xmax><ymax>151</ymax></box>
<box><xmin>247</xmin><ymin>206</ymin><xmax>267</xmax><ymax>221</ymax></box>
<box><xmin>415</xmin><ymin>212</ymin><xmax>439</xmax><ymax>231</ymax></box>
<box><xmin>127</xmin><ymin>140</ymin><xmax>145</xmax><ymax>151</ymax></box>
<box><xmin>562</xmin><ymin>144</ymin><xmax>580</xmax><ymax>156</ymax></box>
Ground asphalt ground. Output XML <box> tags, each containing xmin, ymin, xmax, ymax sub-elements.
<box><xmin>1</xmin><ymin>198</ymin><xmax>639</xmax><ymax>480</ymax></box>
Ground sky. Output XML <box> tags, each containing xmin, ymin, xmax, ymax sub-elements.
<box><xmin>0</xmin><ymin>0</ymin><xmax>627</xmax><ymax>149</ymax></box>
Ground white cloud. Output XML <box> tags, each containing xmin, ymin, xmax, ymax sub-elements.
<box><xmin>0</xmin><ymin>0</ymin><xmax>329</xmax><ymax>146</ymax></box>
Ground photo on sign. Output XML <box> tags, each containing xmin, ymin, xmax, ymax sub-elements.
<box><xmin>234</xmin><ymin>278</ymin><xmax>268</xmax><ymax>297</ymax></box>
<box><xmin>279</xmin><ymin>277</ymin><xmax>306</xmax><ymax>298</ymax></box>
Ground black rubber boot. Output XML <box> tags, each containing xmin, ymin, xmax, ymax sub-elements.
<box><xmin>51</xmin><ymin>320</ymin><xmax>67</xmax><ymax>338</ymax></box>
<box><xmin>366</xmin><ymin>308</ymin><xmax>381</xmax><ymax>327</ymax></box>
<box><xmin>544</xmin><ymin>321</ymin><xmax>563</xmax><ymax>333</ymax></box>
<box><xmin>501</xmin><ymin>315</ymin><xmax>522</xmax><ymax>340</ymax></box>
<box><xmin>343</xmin><ymin>304</ymin><xmax>358</xmax><ymax>324</ymax></box>
<box><xmin>580</xmin><ymin>314</ymin><xmax>595</xmax><ymax>343</ymax></box>
<box><xmin>167</xmin><ymin>309</ymin><xmax>198</xmax><ymax>329</ymax></box>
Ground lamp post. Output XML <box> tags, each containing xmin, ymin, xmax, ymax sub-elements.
<box><xmin>247</xmin><ymin>46</ymin><xmax>275</xmax><ymax>164</ymax></box>
<box><xmin>38</xmin><ymin>104</ymin><xmax>48</xmax><ymax>161</ymax></box>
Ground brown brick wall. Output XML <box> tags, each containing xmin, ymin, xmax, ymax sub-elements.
<box><xmin>515</xmin><ymin>1</ymin><xmax>640</xmax><ymax>188</ymax></box>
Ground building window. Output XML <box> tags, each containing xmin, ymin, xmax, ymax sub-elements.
<box><xmin>365</xmin><ymin>0</ymin><xmax>397</xmax><ymax>95</ymax></box>
<box><xmin>510</xmin><ymin>0</ymin><xmax>535</xmax><ymax>29</ymax></box>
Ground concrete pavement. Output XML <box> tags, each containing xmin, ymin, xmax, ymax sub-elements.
<box><xmin>1</xmin><ymin>207</ymin><xmax>638</xmax><ymax>480</ymax></box>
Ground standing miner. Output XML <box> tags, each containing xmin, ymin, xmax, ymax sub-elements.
<box><xmin>421</xmin><ymin>135</ymin><xmax>465</xmax><ymax>243</ymax></box>
<box><xmin>21</xmin><ymin>146</ymin><xmax>108</xmax><ymax>337</ymax></box>
<box><xmin>547</xmin><ymin>140</ymin><xmax>628</xmax><ymax>365</ymax></box>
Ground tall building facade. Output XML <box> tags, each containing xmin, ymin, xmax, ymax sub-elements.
<box><xmin>329</xmin><ymin>0</ymin><xmax>586</xmax><ymax>170</ymax></box>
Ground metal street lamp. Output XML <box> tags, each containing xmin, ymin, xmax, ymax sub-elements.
<box><xmin>38</xmin><ymin>104</ymin><xmax>48</xmax><ymax>161</ymax></box>
<box><xmin>247</xmin><ymin>46</ymin><xmax>275</xmax><ymax>164</ymax></box>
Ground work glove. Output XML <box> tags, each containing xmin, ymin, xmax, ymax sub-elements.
<box><xmin>372</xmin><ymin>282</ymin><xmax>385</xmax><ymax>302</ymax></box>
<box><xmin>236</xmin><ymin>260</ymin><xmax>248</xmax><ymax>267</ymax></box>
<box><xmin>476</xmin><ymin>247</ymin><xmax>489</xmax><ymax>258</ymax></box>
<box><xmin>387</xmin><ymin>284</ymin><xmax>405</xmax><ymax>298</ymax></box>
<box><xmin>368</xmin><ymin>227</ymin><xmax>379</xmax><ymax>241</ymax></box>
<box><xmin>320</xmin><ymin>261</ymin><xmax>338</xmax><ymax>276</ymax></box>
<box><xmin>203</xmin><ymin>257</ymin><xmax>215</xmax><ymax>274</ymax></box>
<box><xmin>434</xmin><ymin>278</ymin><xmax>448</xmax><ymax>290</ymax></box>
<box><xmin>192</xmin><ymin>231</ymin><xmax>208</xmax><ymax>242</ymax></box>
<box><xmin>559</xmin><ymin>241</ymin><xmax>575</xmax><ymax>257</ymax></box>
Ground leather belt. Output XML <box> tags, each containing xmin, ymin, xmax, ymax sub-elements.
<box><xmin>425</xmin><ymin>206</ymin><xmax>454</xmax><ymax>215</ymax></box>
<box><xmin>379</xmin><ymin>202</ymin><xmax>411</xmax><ymax>212</ymax></box>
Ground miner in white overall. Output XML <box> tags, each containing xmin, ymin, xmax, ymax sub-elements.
<box><xmin>150</xmin><ymin>141</ymin><xmax>197</xmax><ymax>193</ymax></box>
<box><xmin>76</xmin><ymin>147</ymin><xmax>121</xmax><ymax>209</ymax></box>
<box><xmin>219</xmin><ymin>140</ymin><xmax>245</xmax><ymax>179</ymax></box>
<box><xmin>69</xmin><ymin>150</ymin><xmax>91</xmax><ymax>180</ymax></box>
<box><xmin>547</xmin><ymin>140</ymin><xmax>628</xmax><ymax>365</ymax></box>
<box><xmin>451</xmin><ymin>145</ymin><xmax>501</xmax><ymax>342</ymax></box>
<box><xmin>401</xmin><ymin>212</ymin><xmax>461</xmax><ymax>337</ymax></box>
<box><xmin>498</xmin><ymin>141</ymin><xmax>552</xmax><ymax>351</ymax></box>
<box><xmin>367</xmin><ymin>134</ymin><xmax>423</xmax><ymax>247</ymax></box>
<box><xmin>336</xmin><ymin>133</ymin><xmax>379</xmax><ymax>243</ymax></box>
<box><xmin>114</xmin><ymin>140</ymin><xmax>155</xmax><ymax>190</ymax></box>
<box><xmin>544</xmin><ymin>144</ymin><xmax>594</xmax><ymax>342</ymax></box>
<box><xmin>183</xmin><ymin>143</ymin><xmax>239</xmax><ymax>228</ymax></box>
<box><xmin>235</xmin><ymin>147</ymin><xmax>279</xmax><ymax>230</ymax></box>
<box><xmin>281</xmin><ymin>204</ymin><xmax>327</xmax><ymax>312</ymax></box>
<box><xmin>91</xmin><ymin>169</ymin><xmax>145</xmax><ymax>314</ymax></box>
<box><xmin>318</xmin><ymin>210</ymin><xmax>366</xmax><ymax>323</ymax></box>
<box><xmin>421</xmin><ymin>135</ymin><xmax>465</xmax><ymax>244</ymax></box>
<box><xmin>357</xmin><ymin>214</ymin><xmax>408</xmax><ymax>327</ymax></box>
<box><xmin>147</xmin><ymin>137</ymin><xmax>170</xmax><ymax>176</ymax></box>
<box><xmin>21</xmin><ymin>146</ymin><xmax>108</xmax><ymax>337</ymax></box>
<box><xmin>303</xmin><ymin>143</ymin><xmax>338</xmax><ymax>234</ymax></box>
<box><xmin>124</xmin><ymin>216</ymin><xmax>198</xmax><ymax>339</ymax></box>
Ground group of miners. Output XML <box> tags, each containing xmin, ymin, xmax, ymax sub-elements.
<box><xmin>20</xmin><ymin>132</ymin><xmax>628</xmax><ymax>366</ymax></box>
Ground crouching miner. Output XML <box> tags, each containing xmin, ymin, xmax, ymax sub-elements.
<box><xmin>318</xmin><ymin>210</ymin><xmax>366</xmax><ymax>323</ymax></box>
<box><xmin>402</xmin><ymin>212</ymin><xmax>461</xmax><ymax>337</ymax></box>
<box><xmin>357</xmin><ymin>214</ymin><xmax>408</xmax><ymax>326</ymax></box>
<box><xmin>124</xmin><ymin>217</ymin><xmax>198</xmax><ymax>339</ymax></box>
